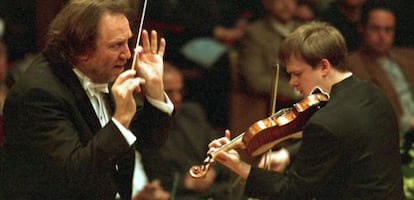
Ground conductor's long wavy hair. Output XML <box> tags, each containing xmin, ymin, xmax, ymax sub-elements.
<box><xmin>46</xmin><ymin>0</ymin><xmax>132</xmax><ymax>65</ymax></box>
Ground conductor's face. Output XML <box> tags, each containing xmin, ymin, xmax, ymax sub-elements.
<box><xmin>78</xmin><ymin>12</ymin><xmax>132</xmax><ymax>83</ymax></box>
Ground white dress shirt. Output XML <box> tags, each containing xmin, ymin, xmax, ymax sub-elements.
<box><xmin>73</xmin><ymin>68</ymin><xmax>173</xmax><ymax>198</ymax></box>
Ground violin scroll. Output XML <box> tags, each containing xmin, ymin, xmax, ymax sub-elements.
<box><xmin>189</xmin><ymin>155</ymin><xmax>214</xmax><ymax>178</ymax></box>
<box><xmin>189</xmin><ymin>133</ymin><xmax>245</xmax><ymax>178</ymax></box>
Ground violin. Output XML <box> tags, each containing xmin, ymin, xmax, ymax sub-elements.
<box><xmin>189</xmin><ymin>88</ymin><xmax>329</xmax><ymax>178</ymax></box>
<box><xmin>243</xmin><ymin>90</ymin><xmax>329</xmax><ymax>157</ymax></box>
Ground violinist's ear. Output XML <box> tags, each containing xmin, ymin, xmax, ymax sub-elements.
<box><xmin>319</xmin><ymin>58</ymin><xmax>331</xmax><ymax>76</ymax></box>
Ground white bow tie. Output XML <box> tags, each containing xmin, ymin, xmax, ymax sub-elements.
<box><xmin>83</xmin><ymin>80</ymin><xmax>109</xmax><ymax>96</ymax></box>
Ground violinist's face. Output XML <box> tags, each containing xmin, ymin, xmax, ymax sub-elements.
<box><xmin>285</xmin><ymin>55</ymin><xmax>324</xmax><ymax>96</ymax></box>
<box><xmin>77</xmin><ymin>12</ymin><xmax>132</xmax><ymax>83</ymax></box>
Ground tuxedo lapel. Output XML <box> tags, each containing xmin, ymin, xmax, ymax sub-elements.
<box><xmin>43</xmin><ymin>48</ymin><xmax>102</xmax><ymax>133</ymax></box>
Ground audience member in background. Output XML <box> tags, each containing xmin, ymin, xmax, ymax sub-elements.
<box><xmin>319</xmin><ymin>0</ymin><xmax>367</xmax><ymax>52</ymax></box>
<box><xmin>141</xmin><ymin>61</ymin><xmax>232</xmax><ymax>200</ymax></box>
<box><xmin>0</xmin><ymin>1</ymin><xmax>173</xmax><ymax>199</ymax></box>
<box><xmin>294</xmin><ymin>0</ymin><xmax>337</xmax><ymax>22</ymax></box>
<box><xmin>233</xmin><ymin>0</ymin><xmax>302</xmax><ymax>133</ymax></box>
<box><xmin>295</xmin><ymin>0</ymin><xmax>317</xmax><ymax>22</ymax></box>
<box><xmin>345</xmin><ymin>1</ymin><xmax>414</xmax><ymax>198</ymax></box>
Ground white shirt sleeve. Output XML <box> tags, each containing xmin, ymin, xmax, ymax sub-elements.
<box><xmin>112</xmin><ymin>117</ymin><xmax>136</xmax><ymax>145</ymax></box>
<box><xmin>111</xmin><ymin>92</ymin><xmax>173</xmax><ymax>145</ymax></box>
<box><xmin>146</xmin><ymin>92</ymin><xmax>174</xmax><ymax>116</ymax></box>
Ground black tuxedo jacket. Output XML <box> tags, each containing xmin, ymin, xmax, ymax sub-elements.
<box><xmin>0</xmin><ymin>48</ymin><xmax>172</xmax><ymax>199</ymax></box>
<box><xmin>245</xmin><ymin>76</ymin><xmax>405</xmax><ymax>200</ymax></box>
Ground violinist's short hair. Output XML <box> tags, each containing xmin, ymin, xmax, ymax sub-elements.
<box><xmin>278</xmin><ymin>21</ymin><xmax>348</xmax><ymax>72</ymax></box>
<box><xmin>46</xmin><ymin>0</ymin><xmax>131</xmax><ymax>64</ymax></box>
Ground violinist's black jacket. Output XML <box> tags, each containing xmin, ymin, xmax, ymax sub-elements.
<box><xmin>245</xmin><ymin>76</ymin><xmax>405</xmax><ymax>200</ymax></box>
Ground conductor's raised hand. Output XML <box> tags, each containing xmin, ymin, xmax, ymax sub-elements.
<box><xmin>134</xmin><ymin>30</ymin><xmax>166</xmax><ymax>101</ymax></box>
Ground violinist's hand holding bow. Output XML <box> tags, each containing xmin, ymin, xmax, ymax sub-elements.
<box><xmin>208</xmin><ymin>130</ymin><xmax>251</xmax><ymax>179</ymax></box>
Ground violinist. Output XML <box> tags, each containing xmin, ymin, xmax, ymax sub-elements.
<box><xmin>208</xmin><ymin>21</ymin><xmax>405</xmax><ymax>199</ymax></box>
<box><xmin>0</xmin><ymin>0</ymin><xmax>173</xmax><ymax>199</ymax></box>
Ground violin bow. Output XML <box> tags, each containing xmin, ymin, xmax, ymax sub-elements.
<box><xmin>264</xmin><ymin>63</ymin><xmax>280</xmax><ymax>170</ymax></box>
<box><xmin>270</xmin><ymin>63</ymin><xmax>280</xmax><ymax>115</ymax></box>
<box><xmin>131</xmin><ymin>0</ymin><xmax>149</xmax><ymax>70</ymax></box>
